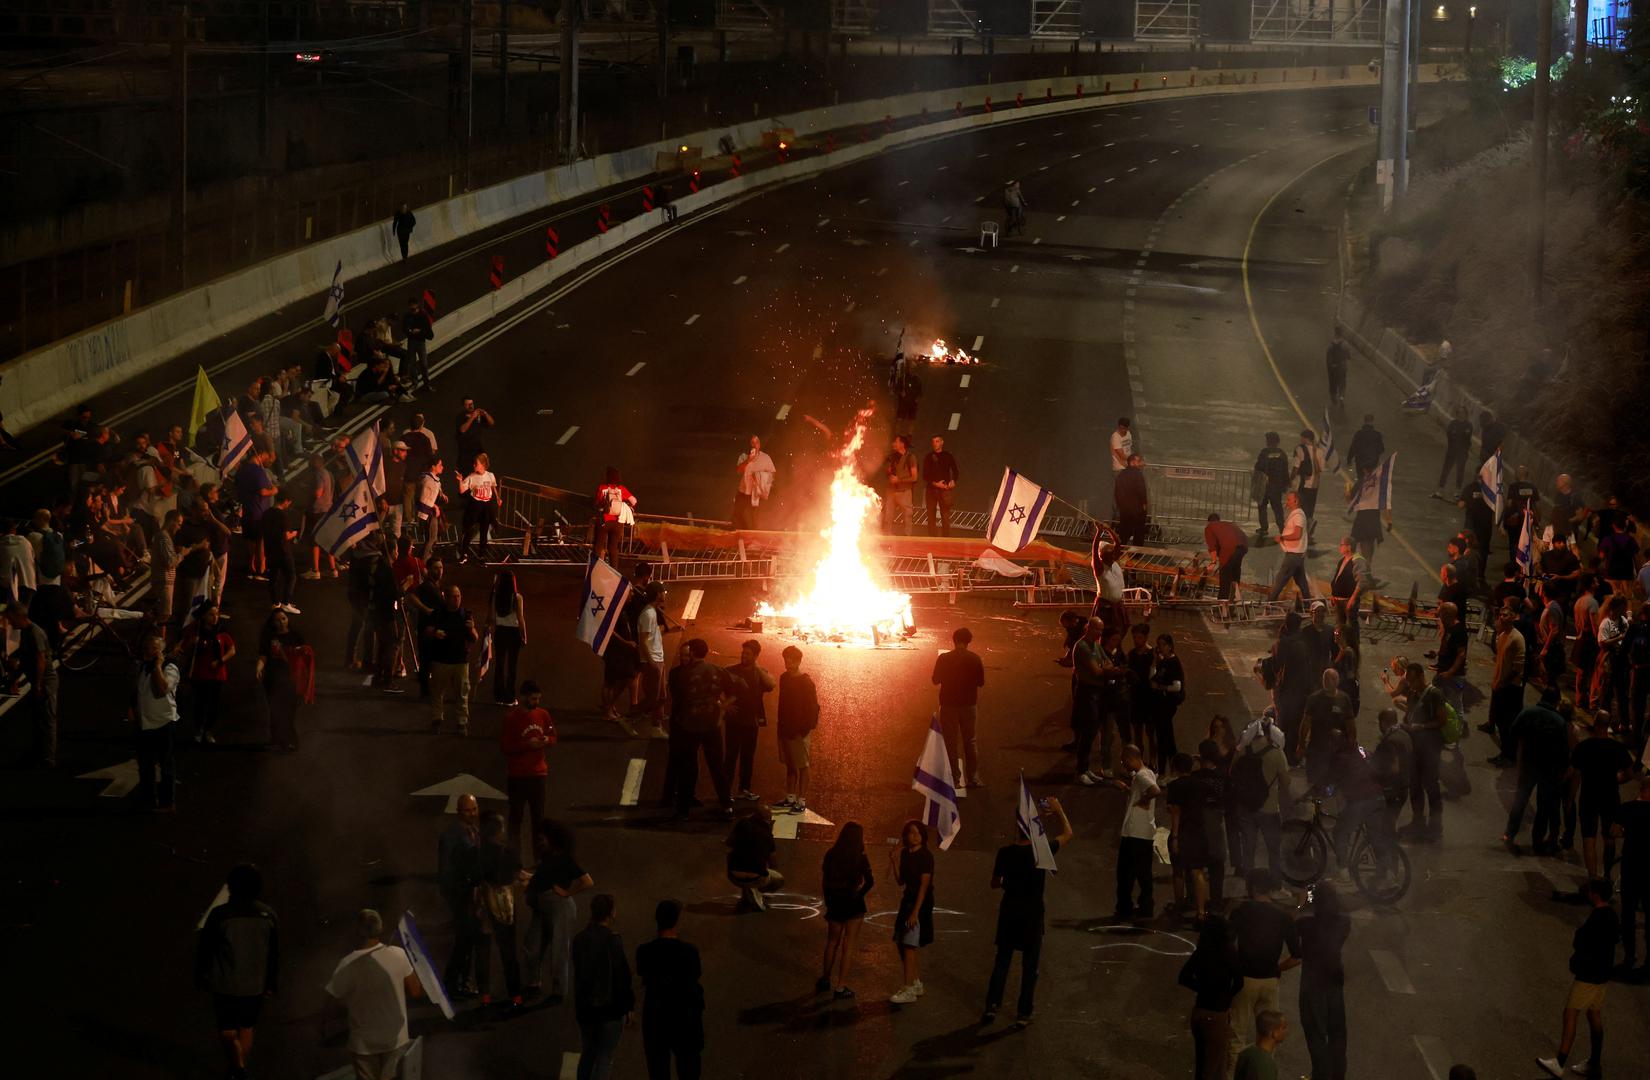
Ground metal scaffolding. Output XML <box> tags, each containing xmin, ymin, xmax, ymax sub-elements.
<box><xmin>1134</xmin><ymin>0</ymin><xmax>1200</xmax><ymax>39</ymax></box>
<box><xmin>1031</xmin><ymin>0</ymin><xmax>1085</xmax><ymax>37</ymax></box>
<box><xmin>927</xmin><ymin>0</ymin><xmax>982</xmax><ymax>35</ymax></box>
<box><xmin>1250</xmin><ymin>0</ymin><xmax>1384</xmax><ymax>43</ymax></box>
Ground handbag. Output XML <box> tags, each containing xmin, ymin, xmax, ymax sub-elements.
<box><xmin>475</xmin><ymin>879</ymin><xmax>516</xmax><ymax>928</ymax></box>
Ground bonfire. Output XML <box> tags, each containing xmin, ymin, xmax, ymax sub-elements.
<box><xmin>756</xmin><ymin>416</ymin><xmax>913</xmax><ymax>645</ymax></box>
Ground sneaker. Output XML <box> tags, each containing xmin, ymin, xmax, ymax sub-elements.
<box><xmin>890</xmin><ymin>985</ymin><xmax>920</xmax><ymax>1005</ymax></box>
<box><xmin>279</xmin><ymin>603</ymin><xmax>301</xmax><ymax>615</ymax></box>
<box><xmin>770</xmin><ymin>795</ymin><xmax>796</xmax><ymax>811</ymax></box>
<box><xmin>794</xmin><ymin>798</ymin><xmax>807</xmax><ymax>813</ymax></box>
<box><xmin>911</xmin><ymin>980</ymin><xmax>925</xmax><ymax>997</ymax></box>
<box><xmin>980</xmin><ymin>1008</ymin><xmax>998</xmax><ymax>1025</ymax></box>
<box><xmin>833</xmin><ymin>987</ymin><xmax>856</xmax><ymax>999</ymax></box>
<box><xmin>647</xmin><ymin>724</ymin><xmax>669</xmax><ymax>740</ymax></box>
<box><xmin>1535</xmin><ymin>1057</ymin><xmax>1565</xmax><ymax>1079</ymax></box>
<box><xmin>737</xmin><ymin>790</ymin><xmax>762</xmax><ymax>802</ymax></box>
<box><xmin>1013</xmin><ymin>1014</ymin><xmax>1033</xmax><ymax>1029</ymax></box>
<box><xmin>300</xmin><ymin>570</ymin><xmax>321</xmax><ymax>580</ymax></box>
<box><xmin>619</xmin><ymin>719</ymin><xmax>640</xmax><ymax>738</ymax></box>
<box><xmin>1571</xmin><ymin>1060</ymin><xmax>1595</xmax><ymax>1076</ymax></box>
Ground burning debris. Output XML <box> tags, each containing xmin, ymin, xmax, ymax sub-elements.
<box><xmin>924</xmin><ymin>338</ymin><xmax>979</xmax><ymax>365</ymax></box>
<box><xmin>755</xmin><ymin>413</ymin><xmax>915</xmax><ymax>647</ymax></box>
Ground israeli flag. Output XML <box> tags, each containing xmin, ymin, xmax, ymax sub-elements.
<box><xmin>322</xmin><ymin>260</ymin><xmax>345</xmax><ymax>328</ymax></box>
<box><xmin>313</xmin><ymin>475</ymin><xmax>380</xmax><ymax>556</ymax></box>
<box><xmin>347</xmin><ymin>422</ymin><xmax>386</xmax><ymax>497</ymax></box>
<box><xmin>1347</xmin><ymin>451</ymin><xmax>1397</xmax><ymax>513</ymax></box>
<box><xmin>1401</xmin><ymin>372</ymin><xmax>1438</xmax><ymax>411</ymax></box>
<box><xmin>394</xmin><ymin>912</ymin><xmax>454</xmax><ymax>1020</ymax></box>
<box><xmin>576</xmin><ymin>555</ymin><xmax>633</xmax><ymax>657</ymax></box>
<box><xmin>986</xmin><ymin>467</ymin><xmax>1053</xmax><ymax>553</ymax></box>
<box><xmin>1017</xmin><ymin>771</ymin><xmax>1057</xmax><ymax>871</ymax></box>
<box><xmin>1320</xmin><ymin>405</ymin><xmax>1340</xmax><ymax>474</ymax></box>
<box><xmin>912</xmin><ymin>713</ymin><xmax>961</xmax><ymax>851</ymax></box>
<box><xmin>1478</xmin><ymin>450</ymin><xmax>1503</xmax><ymax>520</ymax></box>
<box><xmin>219</xmin><ymin>407</ymin><xmax>251</xmax><ymax>474</ymax></box>
<box><xmin>1515</xmin><ymin>506</ymin><xmax>1535</xmax><ymax>578</ymax></box>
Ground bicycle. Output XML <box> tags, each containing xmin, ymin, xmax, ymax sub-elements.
<box><xmin>58</xmin><ymin>569</ymin><xmax>154</xmax><ymax>673</ymax></box>
<box><xmin>1278</xmin><ymin>796</ymin><xmax>1412</xmax><ymax>905</ymax></box>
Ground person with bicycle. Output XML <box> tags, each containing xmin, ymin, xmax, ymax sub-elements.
<box><xmin>1232</xmin><ymin>718</ymin><xmax>1288</xmax><ymax>879</ymax></box>
<box><xmin>1398</xmin><ymin>662</ymin><xmax>1449</xmax><ymax>842</ymax></box>
<box><xmin>1318</xmin><ymin>737</ymin><xmax>1396</xmax><ymax>887</ymax></box>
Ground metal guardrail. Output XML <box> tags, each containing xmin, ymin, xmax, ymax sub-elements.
<box><xmin>1141</xmin><ymin>461</ymin><xmax>1257</xmax><ymax>531</ymax></box>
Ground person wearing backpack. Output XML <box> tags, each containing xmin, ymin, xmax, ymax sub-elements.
<box><xmin>469</xmin><ymin>810</ymin><xmax>529</xmax><ymax>1015</ymax></box>
<box><xmin>1232</xmin><ymin>723</ymin><xmax>1287</xmax><ymax>878</ymax></box>
<box><xmin>1372</xmin><ymin>708</ymin><xmax>1414</xmax><ymax>838</ymax></box>
<box><xmin>1398</xmin><ymin>662</ymin><xmax>1450</xmax><ymax>842</ymax></box>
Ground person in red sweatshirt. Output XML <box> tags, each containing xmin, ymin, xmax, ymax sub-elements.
<box><xmin>501</xmin><ymin>680</ymin><xmax>556</xmax><ymax>855</ymax></box>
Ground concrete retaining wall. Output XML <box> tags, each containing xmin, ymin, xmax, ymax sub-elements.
<box><xmin>2</xmin><ymin>61</ymin><xmax>1448</xmax><ymax>437</ymax></box>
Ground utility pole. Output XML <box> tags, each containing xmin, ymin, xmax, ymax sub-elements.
<box><xmin>461</xmin><ymin>0</ymin><xmax>474</xmax><ymax>189</ymax></box>
<box><xmin>557</xmin><ymin>0</ymin><xmax>581</xmax><ymax>161</ymax></box>
<box><xmin>499</xmin><ymin>0</ymin><xmax>510</xmax><ymax>132</ymax></box>
<box><xmin>1378</xmin><ymin>0</ymin><xmax>1410</xmax><ymax>209</ymax></box>
<box><xmin>1532</xmin><ymin>0</ymin><xmax>1554</xmax><ymax>300</ymax></box>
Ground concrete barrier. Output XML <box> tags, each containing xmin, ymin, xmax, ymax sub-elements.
<box><xmin>2</xmin><ymin>61</ymin><xmax>1452</xmax><ymax>437</ymax></box>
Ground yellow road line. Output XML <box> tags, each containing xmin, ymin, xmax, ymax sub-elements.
<box><xmin>1240</xmin><ymin>148</ymin><xmax>1434</xmax><ymax>578</ymax></box>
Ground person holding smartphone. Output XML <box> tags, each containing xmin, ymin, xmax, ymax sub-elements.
<box><xmin>889</xmin><ymin>820</ymin><xmax>935</xmax><ymax>1005</ymax></box>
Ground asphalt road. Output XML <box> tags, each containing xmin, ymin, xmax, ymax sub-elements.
<box><xmin>9</xmin><ymin>84</ymin><xmax>1643</xmax><ymax>1080</ymax></box>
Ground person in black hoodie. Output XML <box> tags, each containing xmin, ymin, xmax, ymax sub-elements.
<box><xmin>1537</xmin><ymin>878</ymin><xmax>1619</xmax><ymax>1079</ymax></box>
<box><xmin>1178</xmin><ymin>914</ymin><xmax>1244</xmax><ymax>1079</ymax></box>
<box><xmin>572</xmin><ymin>894</ymin><xmax>635</xmax><ymax>1080</ymax></box>
<box><xmin>635</xmin><ymin>899</ymin><xmax>703</xmax><ymax>1080</ymax></box>
<box><xmin>195</xmin><ymin>863</ymin><xmax>279</xmax><ymax>1080</ymax></box>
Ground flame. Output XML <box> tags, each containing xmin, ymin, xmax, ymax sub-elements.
<box><xmin>926</xmin><ymin>338</ymin><xmax>978</xmax><ymax>365</ymax></box>
<box><xmin>756</xmin><ymin>416</ymin><xmax>912</xmax><ymax>645</ymax></box>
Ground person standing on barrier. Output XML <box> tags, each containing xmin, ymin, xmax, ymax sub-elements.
<box><xmin>458</xmin><ymin>453</ymin><xmax>499</xmax><ymax>565</ymax></box>
<box><xmin>1108</xmin><ymin>418</ymin><xmax>1134</xmax><ymax>520</ymax></box>
<box><xmin>882</xmin><ymin>436</ymin><xmax>918</xmax><ymax>535</ymax></box>
<box><xmin>595</xmin><ymin>467</ymin><xmax>638</xmax><ymax>568</ymax></box>
<box><xmin>403</xmin><ymin>298</ymin><xmax>434</xmax><ymax>392</ymax></box>
<box><xmin>1205</xmin><ymin>514</ymin><xmax>1249</xmax><ymax>604</ymax></box>
<box><xmin>1115</xmin><ymin>454</ymin><xmax>1149</xmax><ymax>547</ymax></box>
<box><xmin>1267</xmin><ymin>493</ymin><xmax>1312</xmax><ymax>605</ymax></box>
<box><xmin>1252</xmin><ymin>433</ymin><xmax>1290</xmax><ymax>539</ymax></box>
<box><xmin>1328</xmin><ymin>537</ymin><xmax>1366</xmax><ymax>632</ymax></box>
<box><xmin>922</xmin><ymin>435</ymin><xmax>959</xmax><ymax>538</ymax></box>
<box><xmin>733</xmin><ymin>435</ymin><xmax>776</xmax><ymax>531</ymax></box>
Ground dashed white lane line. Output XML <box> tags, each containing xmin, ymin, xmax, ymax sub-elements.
<box><xmin>1070</xmin><ymin>153</ymin><xmax>1082</xmax><ymax>160</ymax></box>
<box><xmin>683</xmin><ymin>313</ymin><xmax>700</xmax><ymax>326</ymax></box>
<box><xmin>937</xmin><ymin>165</ymin><xmax>948</xmax><ymax>171</ymax></box>
<box><xmin>876</xmin><ymin>267</ymin><xmax>888</xmax><ymax>277</ymax></box>
<box><xmin>775</xmin><ymin>403</ymin><xmax>792</xmax><ymax>420</ymax></box>
<box><xmin>1016</xmin><ymin>141</ymin><xmax>1027</xmax><ymax>147</ymax></box>
<box><xmin>897</xmin><ymin>179</ymin><xmax>910</xmax><ymax>187</ymax></box>
<box><xmin>1010</xmin><ymin>264</ymin><xmax>1020</xmax><ymax>273</ymax></box>
<box><xmin>1037</xmin><ymin>164</ymin><xmax>1049</xmax><ymax>172</ymax></box>
<box><xmin>1105</xmin><ymin>177</ymin><xmax>1115</xmax><ymax>183</ymax></box>
<box><xmin>1413</xmin><ymin>1036</ymin><xmax>1453</xmax><ymax>1080</ymax></box>
<box><xmin>975</xmin><ymin>195</ymin><xmax>985</xmax><ymax>203</ymax></box>
<box><xmin>1148</xmin><ymin>158</ymin><xmax>1158</xmax><ymax>164</ymax></box>
<box><xmin>1056</xmin><ymin>215</ymin><xmax>1066</xmax><ymax>222</ymax></box>
<box><xmin>990</xmin><ymin>297</ymin><xmax>1000</xmax><ymax>308</ymax></box>
<box><xmin>971</xmin><ymin>335</ymin><xmax>985</xmax><ymax>351</ymax></box>
<box><xmin>959</xmin><ymin>373</ymin><xmax>971</xmax><ymax>388</ymax></box>
<box><xmin>845</xmin><ymin>299</ymin><xmax>856</xmax><ymax>312</ymax></box>
<box><xmin>1087</xmin><ymin>186</ymin><xmax>1097</xmax><ymax>193</ymax></box>
<box><xmin>856</xmin><ymin>197</ymin><xmax>869</xmax><ymax>205</ymax></box>
<box><xmin>908</xmin><ymin>238</ymin><xmax>919</xmax><ymax>247</ymax></box>
<box><xmin>1127</xmin><ymin>166</ymin><xmax>1138</xmax><ymax>173</ymax></box>
<box><xmin>733</xmin><ymin>275</ymin><xmax>747</xmax><ymax>284</ymax></box>
<box><xmin>625</xmin><ymin>362</ymin><xmax>646</xmax><ymax>377</ymax></box>
<box><xmin>555</xmin><ymin>425</ymin><xmax>579</xmax><ymax>445</ymax></box>
<box><xmin>976</xmin><ymin>152</ymin><xmax>989</xmax><ymax>158</ymax></box>
<box><xmin>1369</xmin><ymin>950</ymin><xmax>1416</xmax><ymax>994</ymax></box>
<box><xmin>1032</xmin><ymin>237</ymin><xmax>1041</xmax><ymax>245</ymax></box>
<box><xmin>775</xmin><ymin>242</ymin><xmax>790</xmax><ymax>253</ymax></box>
<box><xmin>619</xmin><ymin>758</ymin><xmax>647</xmax><ymax>806</ymax></box>
<box><xmin>559</xmin><ymin>1051</ymin><xmax>580</xmax><ymax>1080</ymax></box>
<box><xmin>1070</xmin><ymin>199</ymin><xmax>1079</xmax><ymax>207</ymax></box>
<box><xmin>948</xmin><ymin>412</ymin><xmax>961</xmax><ymax>431</ymax></box>
<box><xmin>817</xmin><ymin>218</ymin><xmax>831</xmax><ymax>227</ymax></box>
<box><xmin>1105</xmin><ymin>141</ymin><xmax>1116</xmax><ymax>147</ymax></box>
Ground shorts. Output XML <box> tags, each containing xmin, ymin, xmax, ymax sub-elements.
<box><xmin>1567</xmin><ymin>979</ymin><xmax>1606</xmax><ymax>1011</ymax></box>
<box><xmin>242</xmin><ymin>518</ymin><xmax>262</xmax><ymax>542</ymax></box>
<box><xmin>780</xmin><ymin>735</ymin><xmax>811</xmax><ymax>770</ymax></box>
<box><xmin>213</xmin><ymin>992</ymin><xmax>264</xmax><ymax>1030</ymax></box>
<box><xmin>1579</xmin><ymin>795</ymin><xmax>1619</xmax><ymax>840</ymax></box>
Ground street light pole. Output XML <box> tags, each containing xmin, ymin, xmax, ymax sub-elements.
<box><xmin>1379</xmin><ymin>0</ymin><xmax>1410</xmax><ymax>209</ymax></box>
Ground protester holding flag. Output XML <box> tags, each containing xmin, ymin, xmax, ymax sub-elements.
<box><xmin>987</xmin><ymin>467</ymin><xmax>1053</xmax><ymax>553</ymax></box>
<box><xmin>1349</xmin><ymin>452</ymin><xmax>1397</xmax><ymax>570</ymax></box>
<box><xmin>982</xmin><ymin>789</ymin><xmax>1072</xmax><ymax>1028</ymax></box>
<box><xmin>889</xmin><ymin>819</ymin><xmax>937</xmax><ymax>1005</ymax></box>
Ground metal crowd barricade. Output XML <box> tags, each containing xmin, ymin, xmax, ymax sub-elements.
<box><xmin>1141</xmin><ymin>462</ymin><xmax>1257</xmax><ymax>534</ymax></box>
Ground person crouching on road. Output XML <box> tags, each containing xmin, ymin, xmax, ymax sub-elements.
<box><xmin>726</xmin><ymin>806</ymin><xmax>784</xmax><ymax>912</ymax></box>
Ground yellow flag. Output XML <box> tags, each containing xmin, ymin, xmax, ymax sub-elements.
<box><xmin>187</xmin><ymin>365</ymin><xmax>221</xmax><ymax>443</ymax></box>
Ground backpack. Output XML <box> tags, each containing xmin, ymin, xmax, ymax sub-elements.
<box><xmin>1440</xmin><ymin>700</ymin><xmax>1464</xmax><ymax>745</ymax></box>
<box><xmin>1231</xmin><ymin>748</ymin><xmax>1274</xmax><ymax>813</ymax></box>
<box><xmin>37</xmin><ymin>530</ymin><xmax>67</xmax><ymax>580</ymax></box>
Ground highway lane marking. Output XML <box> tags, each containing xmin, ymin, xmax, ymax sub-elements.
<box><xmin>812</xmin><ymin>344</ymin><xmax>823</xmax><ymax>359</ymax></box>
<box><xmin>1056</xmin><ymin>215</ymin><xmax>1066</xmax><ymax>222</ymax></box>
<box><xmin>1087</xmin><ymin>186</ymin><xmax>1096</xmax><ymax>193</ymax></box>
<box><xmin>1170</xmin><ymin>149</ymin><xmax>1181</xmax><ymax>155</ymax></box>
<box><xmin>733</xmin><ymin>274</ymin><xmax>748</xmax><ymax>284</ymax></box>
<box><xmin>937</xmin><ymin>165</ymin><xmax>948</xmax><ymax>171</ymax></box>
<box><xmin>1105</xmin><ymin>177</ymin><xmax>1115</xmax><ymax>183</ymax></box>
<box><xmin>856</xmin><ymin>197</ymin><xmax>870</xmax><ymax>204</ymax></box>
<box><xmin>683</xmin><ymin>313</ymin><xmax>700</xmax><ymax>325</ymax></box>
<box><xmin>1032</xmin><ymin>238</ymin><xmax>1041</xmax><ymax>245</ymax></box>
<box><xmin>1148</xmin><ymin>158</ymin><xmax>1158</xmax><ymax>164</ymax></box>
<box><xmin>876</xmin><ymin>267</ymin><xmax>888</xmax><ymax>276</ymax></box>
<box><xmin>682</xmin><ymin>589</ymin><xmax>705</xmax><ymax>622</ymax></box>
<box><xmin>976</xmin><ymin>152</ymin><xmax>989</xmax><ymax>158</ymax></box>
<box><xmin>989</xmin><ymin>297</ymin><xmax>1000</xmax><ymax>308</ymax></box>
<box><xmin>818</xmin><ymin>218</ymin><xmax>831</xmax><ymax>226</ymax></box>
<box><xmin>619</xmin><ymin>758</ymin><xmax>647</xmax><ymax>807</ymax></box>
<box><xmin>948</xmin><ymin>412</ymin><xmax>961</xmax><ymax>431</ymax></box>
<box><xmin>845</xmin><ymin>299</ymin><xmax>856</xmax><ymax>312</ymax></box>
<box><xmin>1127</xmin><ymin>166</ymin><xmax>1137</xmax><ymax>172</ymax></box>
<box><xmin>1105</xmin><ymin>141</ymin><xmax>1116</xmax><ymax>147</ymax></box>
<box><xmin>1070</xmin><ymin>200</ymin><xmax>1079</xmax><ymax>207</ymax></box>
<box><xmin>959</xmin><ymin>373</ymin><xmax>971</xmax><ymax>388</ymax></box>
<box><xmin>898</xmin><ymin>180</ymin><xmax>910</xmax><ymax>187</ymax></box>
<box><xmin>775</xmin><ymin>242</ymin><xmax>790</xmax><ymax>253</ymax></box>
<box><xmin>1037</xmin><ymin>164</ymin><xmax>1049</xmax><ymax>171</ymax></box>
<box><xmin>971</xmin><ymin>335</ymin><xmax>984</xmax><ymax>351</ymax></box>
<box><xmin>1239</xmin><ymin>145</ymin><xmax>1432</xmax><ymax>579</ymax></box>
<box><xmin>625</xmin><ymin>362</ymin><xmax>646</xmax><ymax>376</ymax></box>
<box><xmin>1369</xmin><ymin>949</ymin><xmax>1416</xmax><ymax>994</ymax></box>
<box><xmin>559</xmin><ymin>1052</ymin><xmax>580</xmax><ymax>1080</ymax></box>
<box><xmin>775</xmin><ymin>403</ymin><xmax>792</xmax><ymax>420</ymax></box>
<box><xmin>1016</xmin><ymin>141</ymin><xmax>1027</xmax><ymax>147</ymax></box>
<box><xmin>555</xmin><ymin>425</ymin><xmax>579</xmax><ymax>445</ymax></box>
<box><xmin>1412</xmin><ymin>1035</ymin><xmax>1453</xmax><ymax>1080</ymax></box>
<box><xmin>1010</xmin><ymin>264</ymin><xmax>1019</xmax><ymax>273</ymax></box>
<box><xmin>909</xmin><ymin>238</ymin><xmax>919</xmax><ymax>247</ymax></box>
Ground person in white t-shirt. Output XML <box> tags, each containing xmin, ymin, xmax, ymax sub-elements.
<box><xmin>1109</xmin><ymin>418</ymin><xmax>1134</xmax><ymax>474</ymax></box>
<box><xmin>323</xmin><ymin>909</ymin><xmax>424</xmax><ymax>1080</ymax></box>
<box><xmin>1110</xmin><ymin>743</ymin><xmax>1161</xmax><ymax>920</ymax></box>
<box><xmin>1267</xmin><ymin>492</ymin><xmax>1313</xmax><ymax>604</ymax></box>
<box><xmin>634</xmin><ymin>582</ymin><xmax>675</xmax><ymax>737</ymax></box>
<box><xmin>457</xmin><ymin>452</ymin><xmax>499</xmax><ymax>565</ymax></box>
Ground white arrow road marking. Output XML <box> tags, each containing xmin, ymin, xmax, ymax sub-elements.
<box><xmin>76</xmin><ymin>759</ymin><xmax>140</xmax><ymax>798</ymax></box>
<box><xmin>772</xmin><ymin>806</ymin><xmax>834</xmax><ymax>840</ymax></box>
<box><xmin>619</xmin><ymin>759</ymin><xmax>647</xmax><ymax>807</ymax></box>
<box><xmin>411</xmin><ymin>773</ymin><xmax>508</xmax><ymax>813</ymax></box>
<box><xmin>197</xmin><ymin>883</ymin><xmax>230</xmax><ymax>929</ymax></box>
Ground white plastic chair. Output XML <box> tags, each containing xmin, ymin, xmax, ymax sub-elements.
<box><xmin>979</xmin><ymin>221</ymin><xmax>999</xmax><ymax>248</ymax></box>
